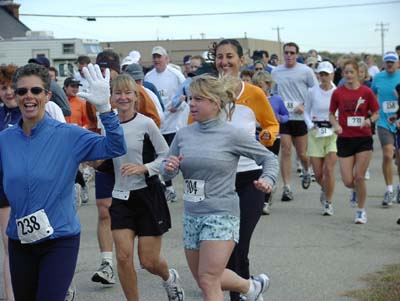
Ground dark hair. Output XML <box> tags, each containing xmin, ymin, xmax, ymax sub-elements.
<box><xmin>96</xmin><ymin>50</ymin><xmax>120</xmax><ymax>66</ymax></box>
<box><xmin>240</xmin><ymin>69</ymin><xmax>254</xmax><ymax>78</ymax></box>
<box><xmin>12</xmin><ymin>63</ymin><xmax>51</xmax><ymax>91</ymax></box>
<box><xmin>259</xmin><ymin>50</ymin><xmax>269</xmax><ymax>58</ymax></box>
<box><xmin>96</xmin><ymin>50</ymin><xmax>121</xmax><ymax>73</ymax></box>
<box><xmin>395</xmin><ymin>45</ymin><xmax>400</xmax><ymax>51</ymax></box>
<box><xmin>283</xmin><ymin>42</ymin><xmax>299</xmax><ymax>54</ymax></box>
<box><xmin>209</xmin><ymin>39</ymin><xmax>244</xmax><ymax>64</ymax></box>
<box><xmin>48</xmin><ymin>66</ymin><xmax>58</xmax><ymax>77</ymax></box>
<box><xmin>77</xmin><ymin>55</ymin><xmax>91</xmax><ymax>65</ymax></box>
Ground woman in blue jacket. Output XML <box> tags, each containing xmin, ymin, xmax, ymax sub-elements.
<box><xmin>0</xmin><ymin>63</ymin><xmax>126</xmax><ymax>300</ymax></box>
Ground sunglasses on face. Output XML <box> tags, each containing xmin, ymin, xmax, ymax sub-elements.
<box><xmin>284</xmin><ymin>51</ymin><xmax>296</xmax><ymax>56</ymax></box>
<box><xmin>15</xmin><ymin>87</ymin><xmax>47</xmax><ymax>96</ymax></box>
<box><xmin>255</xmin><ymin>68</ymin><xmax>264</xmax><ymax>71</ymax></box>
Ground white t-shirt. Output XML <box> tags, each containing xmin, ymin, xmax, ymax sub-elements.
<box><xmin>368</xmin><ymin>65</ymin><xmax>380</xmax><ymax>78</ymax></box>
<box><xmin>45</xmin><ymin>101</ymin><xmax>66</xmax><ymax>123</ymax></box>
<box><xmin>304</xmin><ymin>84</ymin><xmax>336</xmax><ymax>130</ymax></box>
<box><xmin>144</xmin><ymin>65</ymin><xmax>188</xmax><ymax>134</ymax></box>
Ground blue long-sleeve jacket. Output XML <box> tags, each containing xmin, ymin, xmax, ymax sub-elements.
<box><xmin>0</xmin><ymin>111</ymin><xmax>126</xmax><ymax>241</ymax></box>
<box><xmin>269</xmin><ymin>95</ymin><xmax>289</xmax><ymax>124</ymax></box>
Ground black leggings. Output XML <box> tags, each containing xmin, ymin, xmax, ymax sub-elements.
<box><xmin>265</xmin><ymin>139</ymin><xmax>280</xmax><ymax>203</ymax></box>
<box><xmin>163</xmin><ymin>133</ymin><xmax>176</xmax><ymax>188</ymax></box>
<box><xmin>9</xmin><ymin>234</ymin><xmax>80</xmax><ymax>301</ymax></box>
<box><xmin>228</xmin><ymin>170</ymin><xmax>264</xmax><ymax>301</ymax></box>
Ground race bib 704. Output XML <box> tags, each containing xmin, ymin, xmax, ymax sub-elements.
<box><xmin>183</xmin><ymin>179</ymin><xmax>205</xmax><ymax>202</ymax></box>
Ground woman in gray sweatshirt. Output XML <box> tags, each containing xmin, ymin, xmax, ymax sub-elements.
<box><xmin>160</xmin><ymin>75</ymin><xmax>279</xmax><ymax>301</ymax></box>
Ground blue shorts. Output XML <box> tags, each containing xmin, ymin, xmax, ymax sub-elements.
<box><xmin>95</xmin><ymin>171</ymin><xmax>114</xmax><ymax>199</ymax></box>
<box><xmin>183</xmin><ymin>214</ymin><xmax>240</xmax><ymax>250</ymax></box>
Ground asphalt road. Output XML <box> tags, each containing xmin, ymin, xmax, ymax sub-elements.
<box><xmin>1</xmin><ymin>138</ymin><xmax>400</xmax><ymax>300</ymax></box>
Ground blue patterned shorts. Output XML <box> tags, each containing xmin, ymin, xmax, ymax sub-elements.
<box><xmin>183</xmin><ymin>214</ymin><xmax>240</xmax><ymax>250</ymax></box>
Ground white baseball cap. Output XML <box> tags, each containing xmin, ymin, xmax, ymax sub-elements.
<box><xmin>152</xmin><ymin>46</ymin><xmax>168</xmax><ymax>56</ymax></box>
<box><xmin>316</xmin><ymin>61</ymin><xmax>334</xmax><ymax>74</ymax></box>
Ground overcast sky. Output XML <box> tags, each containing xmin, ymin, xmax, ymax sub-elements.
<box><xmin>16</xmin><ymin>0</ymin><xmax>400</xmax><ymax>55</ymax></box>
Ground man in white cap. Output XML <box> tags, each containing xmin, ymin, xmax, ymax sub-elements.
<box><xmin>371</xmin><ymin>51</ymin><xmax>400</xmax><ymax>206</ymax></box>
<box><xmin>145</xmin><ymin>46</ymin><xmax>187</xmax><ymax>202</ymax></box>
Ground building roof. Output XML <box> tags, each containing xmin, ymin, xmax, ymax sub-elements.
<box><xmin>0</xmin><ymin>6</ymin><xmax>30</xmax><ymax>39</ymax></box>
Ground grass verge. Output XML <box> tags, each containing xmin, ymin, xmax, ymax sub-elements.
<box><xmin>342</xmin><ymin>263</ymin><xmax>400</xmax><ymax>301</ymax></box>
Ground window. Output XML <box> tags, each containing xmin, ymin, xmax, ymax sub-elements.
<box><xmin>84</xmin><ymin>43</ymin><xmax>102</xmax><ymax>54</ymax></box>
<box><xmin>58</xmin><ymin>63</ymin><xmax>74</xmax><ymax>77</ymax></box>
<box><xmin>62</xmin><ymin>43</ymin><xmax>75</xmax><ymax>54</ymax></box>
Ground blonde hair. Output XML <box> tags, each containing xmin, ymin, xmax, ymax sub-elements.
<box><xmin>252</xmin><ymin>70</ymin><xmax>275</xmax><ymax>88</ymax></box>
<box><xmin>111</xmin><ymin>74</ymin><xmax>139</xmax><ymax>110</ymax></box>
<box><xmin>111</xmin><ymin>74</ymin><xmax>138</xmax><ymax>96</ymax></box>
<box><xmin>190</xmin><ymin>74</ymin><xmax>238</xmax><ymax>120</ymax></box>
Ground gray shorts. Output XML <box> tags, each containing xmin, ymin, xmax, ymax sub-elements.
<box><xmin>182</xmin><ymin>214</ymin><xmax>239</xmax><ymax>250</ymax></box>
<box><xmin>377</xmin><ymin>126</ymin><xmax>395</xmax><ymax>146</ymax></box>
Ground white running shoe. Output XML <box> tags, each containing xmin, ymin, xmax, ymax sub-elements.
<box><xmin>74</xmin><ymin>183</ymin><xmax>82</xmax><ymax>208</ymax></box>
<box><xmin>81</xmin><ymin>185</ymin><xmax>89</xmax><ymax>204</ymax></box>
<box><xmin>165</xmin><ymin>188</ymin><xmax>177</xmax><ymax>202</ymax></box>
<box><xmin>262</xmin><ymin>202</ymin><xmax>270</xmax><ymax>215</ymax></box>
<box><xmin>364</xmin><ymin>168</ymin><xmax>370</xmax><ymax>180</ymax></box>
<box><xmin>355</xmin><ymin>210</ymin><xmax>367</xmax><ymax>224</ymax></box>
<box><xmin>322</xmin><ymin>202</ymin><xmax>334</xmax><ymax>216</ymax></box>
<box><xmin>320</xmin><ymin>189</ymin><xmax>326</xmax><ymax>206</ymax></box>
<box><xmin>246</xmin><ymin>274</ymin><xmax>270</xmax><ymax>301</ymax></box>
<box><xmin>163</xmin><ymin>268</ymin><xmax>184</xmax><ymax>301</ymax></box>
<box><xmin>382</xmin><ymin>191</ymin><xmax>394</xmax><ymax>207</ymax></box>
<box><xmin>64</xmin><ymin>283</ymin><xmax>75</xmax><ymax>301</ymax></box>
<box><xmin>91</xmin><ymin>261</ymin><xmax>116</xmax><ymax>285</ymax></box>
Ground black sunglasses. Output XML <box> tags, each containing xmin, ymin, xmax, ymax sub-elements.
<box><xmin>284</xmin><ymin>51</ymin><xmax>296</xmax><ymax>55</ymax></box>
<box><xmin>255</xmin><ymin>68</ymin><xmax>264</xmax><ymax>71</ymax></box>
<box><xmin>15</xmin><ymin>87</ymin><xmax>47</xmax><ymax>96</ymax></box>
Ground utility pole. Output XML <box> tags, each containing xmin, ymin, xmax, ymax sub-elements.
<box><xmin>272</xmin><ymin>26</ymin><xmax>284</xmax><ymax>63</ymax></box>
<box><xmin>375</xmin><ymin>22</ymin><xmax>389</xmax><ymax>60</ymax></box>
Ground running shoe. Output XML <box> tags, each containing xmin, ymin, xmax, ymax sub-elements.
<box><xmin>322</xmin><ymin>202</ymin><xmax>334</xmax><ymax>216</ymax></box>
<box><xmin>165</xmin><ymin>188</ymin><xmax>177</xmax><ymax>203</ymax></box>
<box><xmin>81</xmin><ymin>185</ymin><xmax>89</xmax><ymax>204</ymax></box>
<box><xmin>310</xmin><ymin>168</ymin><xmax>316</xmax><ymax>182</ymax></box>
<box><xmin>65</xmin><ymin>284</ymin><xmax>75</xmax><ymax>301</ymax></box>
<box><xmin>296</xmin><ymin>161</ymin><xmax>302</xmax><ymax>174</ymax></box>
<box><xmin>382</xmin><ymin>191</ymin><xmax>394</xmax><ymax>207</ymax></box>
<box><xmin>320</xmin><ymin>189</ymin><xmax>326</xmax><ymax>206</ymax></box>
<box><xmin>91</xmin><ymin>261</ymin><xmax>116</xmax><ymax>285</ymax></box>
<box><xmin>246</xmin><ymin>274</ymin><xmax>270</xmax><ymax>301</ymax></box>
<box><xmin>301</xmin><ymin>173</ymin><xmax>311</xmax><ymax>189</ymax></box>
<box><xmin>349</xmin><ymin>190</ymin><xmax>357</xmax><ymax>208</ymax></box>
<box><xmin>163</xmin><ymin>268</ymin><xmax>184</xmax><ymax>301</ymax></box>
<box><xmin>74</xmin><ymin>183</ymin><xmax>82</xmax><ymax>208</ymax></box>
<box><xmin>355</xmin><ymin>210</ymin><xmax>367</xmax><ymax>224</ymax></box>
<box><xmin>262</xmin><ymin>202</ymin><xmax>270</xmax><ymax>215</ymax></box>
<box><xmin>364</xmin><ymin>168</ymin><xmax>370</xmax><ymax>180</ymax></box>
<box><xmin>83</xmin><ymin>166</ymin><xmax>93</xmax><ymax>183</ymax></box>
<box><xmin>281</xmin><ymin>186</ymin><xmax>293</xmax><ymax>202</ymax></box>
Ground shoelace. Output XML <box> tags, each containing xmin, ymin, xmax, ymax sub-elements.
<box><xmin>100</xmin><ymin>263</ymin><xmax>113</xmax><ymax>277</ymax></box>
<box><xmin>165</xmin><ymin>285</ymin><xmax>182</xmax><ymax>300</ymax></box>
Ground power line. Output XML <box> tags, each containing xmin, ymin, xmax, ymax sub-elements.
<box><xmin>19</xmin><ymin>1</ymin><xmax>400</xmax><ymax>19</ymax></box>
